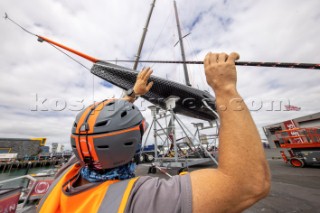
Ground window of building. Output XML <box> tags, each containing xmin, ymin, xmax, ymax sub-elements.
<box><xmin>273</xmin><ymin>140</ymin><xmax>281</xmax><ymax>148</ymax></box>
<box><xmin>269</xmin><ymin>126</ymin><xmax>282</xmax><ymax>135</ymax></box>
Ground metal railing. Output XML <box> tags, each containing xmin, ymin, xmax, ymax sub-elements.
<box><xmin>0</xmin><ymin>175</ymin><xmax>37</xmax><ymax>208</ymax></box>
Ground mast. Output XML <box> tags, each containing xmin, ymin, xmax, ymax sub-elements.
<box><xmin>173</xmin><ymin>0</ymin><xmax>191</xmax><ymax>86</ymax></box>
<box><xmin>133</xmin><ymin>0</ymin><xmax>156</xmax><ymax>70</ymax></box>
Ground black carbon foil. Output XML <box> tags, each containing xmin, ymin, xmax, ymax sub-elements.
<box><xmin>91</xmin><ymin>61</ymin><xmax>217</xmax><ymax>121</ymax></box>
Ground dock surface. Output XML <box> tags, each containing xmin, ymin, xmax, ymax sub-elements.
<box><xmin>245</xmin><ymin>159</ymin><xmax>320</xmax><ymax>213</ymax></box>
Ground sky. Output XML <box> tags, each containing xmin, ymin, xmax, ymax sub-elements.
<box><xmin>0</xmin><ymin>0</ymin><xmax>319</xmax><ymax>150</ymax></box>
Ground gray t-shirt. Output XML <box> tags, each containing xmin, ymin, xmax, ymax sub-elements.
<box><xmin>126</xmin><ymin>175</ymin><xmax>192</xmax><ymax>213</ymax></box>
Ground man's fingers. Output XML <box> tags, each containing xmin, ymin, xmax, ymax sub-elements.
<box><xmin>209</xmin><ymin>53</ymin><xmax>218</xmax><ymax>64</ymax></box>
<box><xmin>218</xmin><ymin>53</ymin><xmax>228</xmax><ymax>63</ymax></box>
<box><xmin>227</xmin><ymin>52</ymin><xmax>240</xmax><ymax>63</ymax></box>
<box><xmin>144</xmin><ymin>69</ymin><xmax>153</xmax><ymax>80</ymax></box>
<box><xmin>139</xmin><ymin>67</ymin><xmax>149</xmax><ymax>79</ymax></box>
<box><xmin>146</xmin><ymin>81</ymin><xmax>154</xmax><ymax>91</ymax></box>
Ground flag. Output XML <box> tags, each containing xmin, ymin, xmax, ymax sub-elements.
<box><xmin>284</xmin><ymin>105</ymin><xmax>301</xmax><ymax>111</ymax></box>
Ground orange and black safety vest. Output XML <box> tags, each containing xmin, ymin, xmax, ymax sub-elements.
<box><xmin>37</xmin><ymin>163</ymin><xmax>138</xmax><ymax>213</ymax></box>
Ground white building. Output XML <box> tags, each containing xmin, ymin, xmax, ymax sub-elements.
<box><xmin>51</xmin><ymin>143</ymin><xmax>65</xmax><ymax>153</ymax></box>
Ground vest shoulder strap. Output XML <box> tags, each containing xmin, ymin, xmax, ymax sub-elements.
<box><xmin>98</xmin><ymin>177</ymin><xmax>138</xmax><ymax>213</ymax></box>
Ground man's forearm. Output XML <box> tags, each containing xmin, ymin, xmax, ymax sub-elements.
<box><xmin>190</xmin><ymin>53</ymin><xmax>270</xmax><ymax>213</ymax></box>
<box><xmin>216</xmin><ymin>91</ymin><xmax>270</xmax><ymax>192</ymax></box>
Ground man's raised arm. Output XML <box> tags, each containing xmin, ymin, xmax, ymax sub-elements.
<box><xmin>190</xmin><ymin>52</ymin><xmax>271</xmax><ymax>213</ymax></box>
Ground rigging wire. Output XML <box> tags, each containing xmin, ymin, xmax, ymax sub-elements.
<box><xmin>171</xmin><ymin>16</ymin><xmax>182</xmax><ymax>84</ymax></box>
<box><xmin>145</xmin><ymin>9</ymin><xmax>173</xmax><ymax>68</ymax></box>
<box><xmin>4</xmin><ymin>13</ymin><xmax>92</xmax><ymax>72</ymax></box>
<box><xmin>46</xmin><ymin>41</ymin><xmax>96</xmax><ymax>103</ymax></box>
<box><xmin>185</xmin><ymin>36</ymin><xmax>208</xmax><ymax>89</ymax></box>
<box><xmin>184</xmin><ymin>36</ymin><xmax>196</xmax><ymax>87</ymax></box>
<box><xmin>202</xmin><ymin>100</ymin><xmax>220</xmax><ymax>137</ymax></box>
<box><xmin>35</xmin><ymin>41</ymin><xmax>96</xmax><ymax>102</ymax></box>
<box><xmin>171</xmin><ymin>32</ymin><xmax>181</xmax><ymax>84</ymax></box>
<box><xmin>4</xmin><ymin>13</ymin><xmax>36</xmax><ymax>36</ymax></box>
<box><xmin>37</xmin><ymin>39</ymin><xmax>97</xmax><ymax>103</ymax></box>
<box><xmin>179</xmin><ymin>30</ymin><xmax>192</xmax><ymax>85</ymax></box>
<box><xmin>46</xmin><ymin>42</ymin><xmax>91</xmax><ymax>72</ymax></box>
<box><xmin>46</xmin><ymin>44</ymin><xmax>96</xmax><ymax>103</ymax></box>
<box><xmin>4</xmin><ymin>13</ymin><xmax>95</xmax><ymax>102</ymax></box>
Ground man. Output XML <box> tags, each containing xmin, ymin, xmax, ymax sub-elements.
<box><xmin>37</xmin><ymin>52</ymin><xmax>270</xmax><ymax>213</ymax></box>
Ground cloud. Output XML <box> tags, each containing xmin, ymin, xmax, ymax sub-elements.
<box><xmin>0</xmin><ymin>0</ymin><xmax>319</xmax><ymax>150</ymax></box>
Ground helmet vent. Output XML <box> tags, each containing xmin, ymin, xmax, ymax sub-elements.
<box><xmin>124</xmin><ymin>142</ymin><xmax>133</xmax><ymax>146</ymax></box>
<box><xmin>121</xmin><ymin>111</ymin><xmax>127</xmax><ymax>118</ymax></box>
<box><xmin>95</xmin><ymin>120</ymin><xmax>109</xmax><ymax>127</ymax></box>
<box><xmin>73</xmin><ymin>122</ymin><xmax>77</xmax><ymax>128</ymax></box>
<box><xmin>97</xmin><ymin>145</ymin><xmax>109</xmax><ymax>149</ymax></box>
<box><xmin>106</xmin><ymin>102</ymin><xmax>115</xmax><ymax>106</ymax></box>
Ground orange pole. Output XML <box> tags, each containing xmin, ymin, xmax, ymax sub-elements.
<box><xmin>37</xmin><ymin>35</ymin><xmax>99</xmax><ymax>63</ymax></box>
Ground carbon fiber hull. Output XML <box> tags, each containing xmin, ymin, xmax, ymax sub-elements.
<box><xmin>91</xmin><ymin>61</ymin><xmax>217</xmax><ymax>121</ymax></box>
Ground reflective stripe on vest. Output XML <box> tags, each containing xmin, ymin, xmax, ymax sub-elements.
<box><xmin>37</xmin><ymin>164</ymin><xmax>138</xmax><ymax>213</ymax></box>
<box><xmin>98</xmin><ymin>177</ymin><xmax>138</xmax><ymax>213</ymax></box>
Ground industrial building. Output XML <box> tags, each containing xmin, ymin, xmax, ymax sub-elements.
<box><xmin>263</xmin><ymin>112</ymin><xmax>320</xmax><ymax>148</ymax></box>
<box><xmin>40</xmin><ymin>146</ymin><xmax>50</xmax><ymax>153</ymax></box>
<box><xmin>0</xmin><ymin>138</ymin><xmax>47</xmax><ymax>159</ymax></box>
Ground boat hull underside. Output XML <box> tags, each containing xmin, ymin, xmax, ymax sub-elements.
<box><xmin>91</xmin><ymin>61</ymin><xmax>217</xmax><ymax>121</ymax></box>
